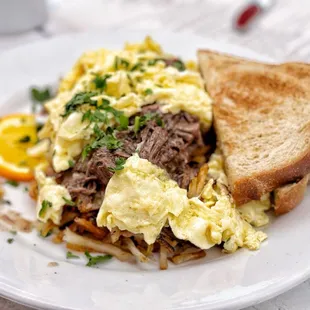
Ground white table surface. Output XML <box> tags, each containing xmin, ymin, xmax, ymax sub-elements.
<box><xmin>0</xmin><ymin>0</ymin><xmax>310</xmax><ymax>309</ymax></box>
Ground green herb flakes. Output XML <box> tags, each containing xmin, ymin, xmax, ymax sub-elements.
<box><xmin>19</xmin><ymin>160</ymin><xmax>28</xmax><ymax>166</ymax></box>
<box><xmin>170</xmin><ymin>59</ymin><xmax>186</xmax><ymax>72</ymax></box>
<box><xmin>126</xmin><ymin>73</ymin><xmax>134</xmax><ymax>88</ymax></box>
<box><xmin>62</xmin><ymin>91</ymin><xmax>98</xmax><ymax>117</ymax></box>
<box><xmin>36</xmin><ymin>123</ymin><xmax>44</xmax><ymax>132</ymax></box>
<box><xmin>130</xmin><ymin>62</ymin><xmax>143</xmax><ymax>72</ymax></box>
<box><xmin>92</xmin><ymin>74</ymin><xmax>112</xmax><ymax>90</ymax></box>
<box><xmin>7</xmin><ymin>238</ymin><xmax>14</xmax><ymax>244</ymax></box>
<box><xmin>134</xmin><ymin>112</ymin><xmax>163</xmax><ymax>134</ymax></box>
<box><xmin>143</xmin><ymin>88</ymin><xmax>153</xmax><ymax>96</ymax></box>
<box><xmin>109</xmin><ymin>157</ymin><xmax>126</xmax><ymax>172</ymax></box>
<box><xmin>5</xmin><ymin>180</ymin><xmax>19</xmax><ymax>187</ymax></box>
<box><xmin>114</xmin><ymin>56</ymin><xmax>130</xmax><ymax>70</ymax></box>
<box><xmin>62</xmin><ymin>197</ymin><xmax>76</xmax><ymax>206</ymax></box>
<box><xmin>84</xmin><ymin>251</ymin><xmax>112</xmax><ymax>267</ymax></box>
<box><xmin>82</xmin><ymin>125</ymin><xmax>123</xmax><ymax>159</ymax></box>
<box><xmin>134</xmin><ymin>116</ymin><xmax>141</xmax><ymax>135</ymax></box>
<box><xmin>68</xmin><ymin>160</ymin><xmax>75</xmax><ymax>168</ymax></box>
<box><xmin>44</xmin><ymin>230</ymin><xmax>52</xmax><ymax>238</ymax></box>
<box><xmin>18</xmin><ymin>135</ymin><xmax>31</xmax><ymax>143</ymax></box>
<box><xmin>39</xmin><ymin>200</ymin><xmax>52</xmax><ymax>218</ymax></box>
<box><xmin>0</xmin><ymin>199</ymin><xmax>11</xmax><ymax>205</ymax></box>
<box><xmin>66</xmin><ymin>251</ymin><xmax>80</xmax><ymax>259</ymax></box>
<box><xmin>31</xmin><ymin>87</ymin><xmax>52</xmax><ymax>103</ymax></box>
<box><xmin>118</xmin><ymin>114</ymin><xmax>129</xmax><ymax>130</ymax></box>
<box><xmin>147</xmin><ymin>59</ymin><xmax>162</xmax><ymax>66</ymax></box>
<box><xmin>30</xmin><ymin>87</ymin><xmax>53</xmax><ymax>113</ymax></box>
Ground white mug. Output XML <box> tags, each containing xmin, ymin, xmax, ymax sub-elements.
<box><xmin>0</xmin><ymin>0</ymin><xmax>48</xmax><ymax>34</ymax></box>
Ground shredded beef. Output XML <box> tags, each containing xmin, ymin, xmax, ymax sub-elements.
<box><xmin>61</xmin><ymin>172</ymin><xmax>97</xmax><ymax>198</ymax></box>
<box><xmin>115</xmin><ymin>130</ymin><xmax>138</xmax><ymax>157</ymax></box>
<box><xmin>86</xmin><ymin>147</ymin><xmax>116</xmax><ymax>186</ymax></box>
<box><xmin>139</xmin><ymin>123</ymin><xmax>169</xmax><ymax>162</ymax></box>
<box><xmin>59</xmin><ymin>104</ymin><xmax>207</xmax><ymax>213</ymax></box>
<box><xmin>137</xmin><ymin>107</ymin><xmax>204</xmax><ymax>188</ymax></box>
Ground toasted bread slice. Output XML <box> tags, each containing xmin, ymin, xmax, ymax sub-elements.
<box><xmin>274</xmin><ymin>174</ymin><xmax>309</xmax><ymax>215</ymax></box>
<box><xmin>198</xmin><ymin>50</ymin><xmax>310</xmax><ymax>205</ymax></box>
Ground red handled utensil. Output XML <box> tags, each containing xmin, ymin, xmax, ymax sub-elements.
<box><xmin>234</xmin><ymin>0</ymin><xmax>275</xmax><ymax>31</ymax></box>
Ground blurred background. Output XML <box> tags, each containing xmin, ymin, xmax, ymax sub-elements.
<box><xmin>0</xmin><ymin>0</ymin><xmax>309</xmax><ymax>62</ymax></box>
<box><xmin>0</xmin><ymin>1</ymin><xmax>310</xmax><ymax>310</ymax></box>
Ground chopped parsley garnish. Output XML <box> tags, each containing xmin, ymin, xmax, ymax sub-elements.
<box><xmin>82</xmin><ymin>125</ymin><xmax>123</xmax><ymax>159</ymax></box>
<box><xmin>118</xmin><ymin>114</ymin><xmax>129</xmax><ymax>130</ymax></box>
<box><xmin>36</xmin><ymin>122</ymin><xmax>44</xmax><ymax>132</ymax></box>
<box><xmin>0</xmin><ymin>199</ymin><xmax>11</xmax><ymax>205</ymax></box>
<box><xmin>44</xmin><ymin>230</ymin><xmax>52</xmax><ymax>238</ymax></box>
<box><xmin>133</xmin><ymin>116</ymin><xmax>141</xmax><ymax>135</ymax></box>
<box><xmin>5</xmin><ymin>180</ymin><xmax>19</xmax><ymax>187</ymax></box>
<box><xmin>134</xmin><ymin>112</ymin><xmax>163</xmax><ymax>134</ymax></box>
<box><xmin>31</xmin><ymin>87</ymin><xmax>52</xmax><ymax>103</ymax></box>
<box><xmin>81</xmin><ymin>98</ymin><xmax>128</xmax><ymax>130</ymax></box>
<box><xmin>147</xmin><ymin>58</ymin><xmax>186</xmax><ymax>71</ymax></box>
<box><xmin>143</xmin><ymin>88</ymin><xmax>153</xmax><ymax>96</ymax></box>
<box><xmin>109</xmin><ymin>157</ymin><xmax>126</xmax><ymax>172</ymax></box>
<box><xmin>62</xmin><ymin>91</ymin><xmax>98</xmax><ymax>117</ymax></box>
<box><xmin>126</xmin><ymin>73</ymin><xmax>134</xmax><ymax>88</ymax></box>
<box><xmin>10</xmin><ymin>231</ymin><xmax>17</xmax><ymax>235</ymax></box>
<box><xmin>114</xmin><ymin>56</ymin><xmax>130</xmax><ymax>70</ymax></box>
<box><xmin>39</xmin><ymin>200</ymin><xmax>52</xmax><ymax>218</ymax></box>
<box><xmin>19</xmin><ymin>160</ymin><xmax>28</xmax><ymax>166</ymax></box>
<box><xmin>147</xmin><ymin>59</ymin><xmax>162</xmax><ymax>66</ymax></box>
<box><xmin>62</xmin><ymin>197</ymin><xmax>76</xmax><ymax>206</ymax></box>
<box><xmin>68</xmin><ymin>160</ymin><xmax>75</xmax><ymax>168</ymax></box>
<box><xmin>30</xmin><ymin>87</ymin><xmax>53</xmax><ymax>113</ymax></box>
<box><xmin>7</xmin><ymin>238</ymin><xmax>14</xmax><ymax>244</ymax></box>
<box><xmin>130</xmin><ymin>62</ymin><xmax>143</xmax><ymax>72</ymax></box>
<box><xmin>92</xmin><ymin>74</ymin><xmax>111</xmax><ymax>90</ymax></box>
<box><xmin>169</xmin><ymin>59</ymin><xmax>186</xmax><ymax>71</ymax></box>
<box><xmin>24</xmin><ymin>187</ymin><xmax>29</xmax><ymax>192</ymax></box>
<box><xmin>66</xmin><ymin>251</ymin><xmax>80</xmax><ymax>259</ymax></box>
<box><xmin>82</xmin><ymin>109</ymin><xmax>108</xmax><ymax>124</ymax></box>
<box><xmin>84</xmin><ymin>251</ymin><xmax>112</xmax><ymax>267</ymax></box>
<box><xmin>18</xmin><ymin>135</ymin><xmax>31</xmax><ymax>143</ymax></box>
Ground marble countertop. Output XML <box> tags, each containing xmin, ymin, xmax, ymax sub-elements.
<box><xmin>0</xmin><ymin>0</ymin><xmax>309</xmax><ymax>309</ymax></box>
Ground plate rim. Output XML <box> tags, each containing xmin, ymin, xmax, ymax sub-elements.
<box><xmin>0</xmin><ymin>29</ymin><xmax>307</xmax><ymax>310</ymax></box>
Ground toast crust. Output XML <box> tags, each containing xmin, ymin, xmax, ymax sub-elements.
<box><xmin>231</xmin><ymin>150</ymin><xmax>310</xmax><ymax>205</ymax></box>
<box><xmin>198</xmin><ymin>50</ymin><xmax>310</xmax><ymax>205</ymax></box>
<box><xmin>274</xmin><ymin>174</ymin><xmax>309</xmax><ymax>215</ymax></box>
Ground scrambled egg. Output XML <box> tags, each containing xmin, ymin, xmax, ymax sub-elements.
<box><xmin>97</xmin><ymin>154</ymin><xmax>188</xmax><ymax>244</ymax></box>
<box><xmin>27</xmin><ymin>139</ymin><xmax>50</xmax><ymax>158</ymax></box>
<box><xmin>238</xmin><ymin>194</ymin><xmax>271</xmax><ymax>227</ymax></box>
<box><xmin>207</xmin><ymin>150</ymin><xmax>228</xmax><ymax>186</ymax></box>
<box><xmin>36</xmin><ymin>37</ymin><xmax>269</xmax><ymax>255</ymax></box>
<box><xmin>170</xmin><ymin>180</ymin><xmax>267</xmax><ymax>252</ymax></box>
<box><xmin>35</xmin><ymin>169</ymin><xmax>71</xmax><ymax>225</ymax></box>
<box><xmin>41</xmin><ymin>36</ymin><xmax>212</xmax><ymax>172</ymax></box>
<box><xmin>97</xmin><ymin>154</ymin><xmax>267</xmax><ymax>252</ymax></box>
<box><xmin>52</xmin><ymin>112</ymin><xmax>95</xmax><ymax>171</ymax></box>
<box><xmin>208</xmin><ymin>149</ymin><xmax>271</xmax><ymax>227</ymax></box>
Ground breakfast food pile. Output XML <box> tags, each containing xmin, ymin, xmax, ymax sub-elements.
<box><xmin>1</xmin><ymin>37</ymin><xmax>309</xmax><ymax>269</ymax></box>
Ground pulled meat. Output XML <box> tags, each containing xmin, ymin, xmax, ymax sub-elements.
<box><xmin>138</xmin><ymin>109</ymin><xmax>203</xmax><ymax>188</ymax></box>
<box><xmin>61</xmin><ymin>172</ymin><xmax>97</xmax><ymax>198</ymax></box>
<box><xmin>58</xmin><ymin>104</ymin><xmax>207</xmax><ymax>212</ymax></box>
<box><xmin>87</xmin><ymin>148</ymin><xmax>115</xmax><ymax>186</ymax></box>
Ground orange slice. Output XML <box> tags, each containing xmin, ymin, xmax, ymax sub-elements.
<box><xmin>0</xmin><ymin>114</ymin><xmax>46</xmax><ymax>181</ymax></box>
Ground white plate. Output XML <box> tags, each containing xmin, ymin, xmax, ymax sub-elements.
<box><xmin>0</xmin><ymin>30</ymin><xmax>309</xmax><ymax>310</ymax></box>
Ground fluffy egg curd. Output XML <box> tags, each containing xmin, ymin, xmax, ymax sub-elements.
<box><xmin>97</xmin><ymin>154</ymin><xmax>267</xmax><ymax>253</ymax></box>
<box><xmin>34</xmin><ymin>37</ymin><xmax>270</xmax><ymax>268</ymax></box>
<box><xmin>39</xmin><ymin>36</ymin><xmax>212</xmax><ymax>173</ymax></box>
